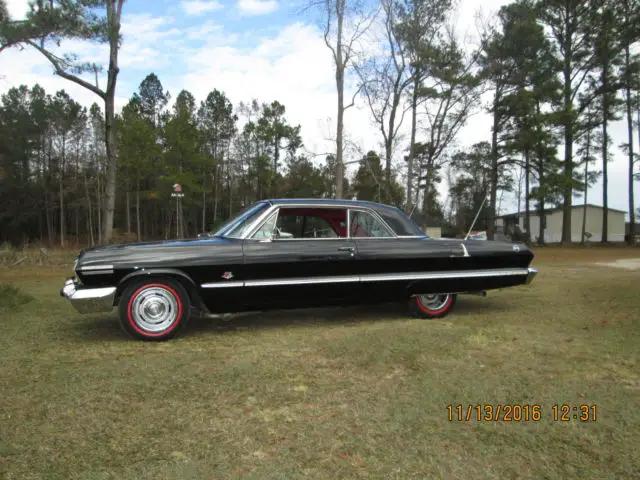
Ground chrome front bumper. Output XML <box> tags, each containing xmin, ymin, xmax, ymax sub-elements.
<box><xmin>60</xmin><ymin>278</ymin><xmax>116</xmax><ymax>314</ymax></box>
<box><xmin>525</xmin><ymin>267</ymin><xmax>538</xmax><ymax>285</ymax></box>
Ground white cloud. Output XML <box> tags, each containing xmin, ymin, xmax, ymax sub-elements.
<box><xmin>179</xmin><ymin>22</ymin><xmax>370</xmax><ymax>161</ymax></box>
<box><xmin>237</xmin><ymin>0</ymin><xmax>278</xmax><ymax>16</ymax></box>
<box><xmin>0</xmin><ymin>0</ymin><xmax>637</xmax><ymax>216</ymax></box>
<box><xmin>185</xmin><ymin>20</ymin><xmax>225</xmax><ymax>41</ymax></box>
<box><xmin>180</xmin><ymin>0</ymin><xmax>224</xmax><ymax>16</ymax></box>
<box><xmin>5</xmin><ymin>0</ymin><xmax>29</xmax><ymax>20</ymax></box>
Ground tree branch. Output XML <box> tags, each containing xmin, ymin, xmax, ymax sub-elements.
<box><xmin>344</xmin><ymin>82</ymin><xmax>363</xmax><ymax>110</ymax></box>
<box><xmin>25</xmin><ymin>40</ymin><xmax>105</xmax><ymax>99</ymax></box>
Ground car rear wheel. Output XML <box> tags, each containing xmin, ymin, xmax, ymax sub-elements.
<box><xmin>409</xmin><ymin>293</ymin><xmax>456</xmax><ymax>319</ymax></box>
<box><xmin>118</xmin><ymin>278</ymin><xmax>191</xmax><ymax>341</ymax></box>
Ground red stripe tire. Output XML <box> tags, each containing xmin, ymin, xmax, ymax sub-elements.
<box><xmin>118</xmin><ymin>277</ymin><xmax>191</xmax><ymax>341</ymax></box>
<box><xmin>409</xmin><ymin>293</ymin><xmax>456</xmax><ymax>319</ymax></box>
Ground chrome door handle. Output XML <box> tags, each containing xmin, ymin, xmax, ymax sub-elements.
<box><xmin>338</xmin><ymin>246</ymin><xmax>356</xmax><ymax>257</ymax></box>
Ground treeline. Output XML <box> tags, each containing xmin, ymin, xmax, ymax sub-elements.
<box><xmin>1</xmin><ymin>0</ymin><xmax>640</xmax><ymax>246</ymax></box>
<box><xmin>0</xmin><ymin>78</ymin><xmax>401</xmax><ymax>245</ymax></box>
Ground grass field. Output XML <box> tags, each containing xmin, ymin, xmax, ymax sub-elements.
<box><xmin>1</xmin><ymin>247</ymin><xmax>639</xmax><ymax>479</ymax></box>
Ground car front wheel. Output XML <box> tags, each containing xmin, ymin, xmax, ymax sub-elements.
<box><xmin>118</xmin><ymin>278</ymin><xmax>191</xmax><ymax>341</ymax></box>
<box><xmin>409</xmin><ymin>293</ymin><xmax>456</xmax><ymax>319</ymax></box>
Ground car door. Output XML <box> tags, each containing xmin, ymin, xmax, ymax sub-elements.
<box><xmin>349</xmin><ymin>208</ymin><xmax>462</xmax><ymax>301</ymax></box>
<box><xmin>241</xmin><ymin>206</ymin><xmax>360</xmax><ymax>310</ymax></box>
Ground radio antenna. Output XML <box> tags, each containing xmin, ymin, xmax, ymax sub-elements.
<box><xmin>464</xmin><ymin>196</ymin><xmax>487</xmax><ymax>241</ymax></box>
<box><xmin>409</xmin><ymin>203</ymin><xmax>417</xmax><ymax>219</ymax></box>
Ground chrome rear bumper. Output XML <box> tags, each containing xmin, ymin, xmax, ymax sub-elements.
<box><xmin>525</xmin><ymin>267</ymin><xmax>538</xmax><ymax>285</ymax></box>
<box><xmin>60</xmin><ymin>277</ymin><xmax>116</xmax><ymax>314</ymax></box>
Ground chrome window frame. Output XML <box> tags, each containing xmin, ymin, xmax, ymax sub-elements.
<box><xmin>249</xmin><ymin>209</ymin><xmax>280</xmax><ymax>240</ymax></box>
<box><xmin>240</xmin><ymin>203</ymin><xmax>399</xmax><ymax>241</ymax></box>
<box><xmin>218</xmin><ymin>201</ymin><xmax>271</xmax><ymax>239</ymax></box>
<box><xmin>347</xmin><ymin>207</ymin><xmax>396</xmax><ymax>239</ymax></box>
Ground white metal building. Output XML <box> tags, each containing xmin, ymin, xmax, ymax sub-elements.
<box><xmin>496</xmin><ymin>204</ymin><xmax>627</xmax><ymax>243</ymax></box>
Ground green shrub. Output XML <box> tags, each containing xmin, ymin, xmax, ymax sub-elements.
<box><xmin>0</xmin><ymin>283</ymin><xmax>34</xmax><ymax>312</ymax></box>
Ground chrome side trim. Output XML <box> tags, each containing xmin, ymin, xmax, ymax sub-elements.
<box><xmin>360</xmin><ymin>268</ymin><xmax>529</xmax><ymax>282</ymax></box>
<box><xmin>245</xmin><ymin>275</ymin><xmax>360</xmax><ymax>287</ymax></box>
<box><xmin>81</xmin><ymin>269</ymin><xmax>114</xmax><ymax>276</ymax></box>
<box><xmin>79</xmin><ymin>265</ymin><xmax>114</xmax><ymax>271</ymax></box>
<box><xmin>199</xmin><ymin>269</ymin><xmax>531</xmax><ymax>289</ymax></box>
<box><xmin>60</xmin><ymin>278</ymin><xmax>116</xmax><ymax>314</ymax></box>
<box><xmin>525</xmin><ymin>267</ymin><xmax>537</xmax><ymax>284</ymax></box>
<box><xmin>201</xmin><ymin>281</ymin><xmax>245</xmax><ymax>289</ymax></box>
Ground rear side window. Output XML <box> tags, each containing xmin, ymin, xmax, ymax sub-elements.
<box><xmin>349</xmin><ymin>210</ymin><xmax>394</xmax><ymax>238</ymax></box>
<box><xmin>375</xmin><ymin>207</ymin><xmax>425</xmax><ymax>237</ymax></box>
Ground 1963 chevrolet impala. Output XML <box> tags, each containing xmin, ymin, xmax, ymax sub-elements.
<box><xmin>61</xmin><ymin>199</ymin><xmax>537</xmax><ymax>341</ymax></box>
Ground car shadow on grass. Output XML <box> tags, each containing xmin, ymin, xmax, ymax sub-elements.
<box><xmin>66</xmin><ymin>296</ymin><xmax>510</xmax><ymax>342</ymax></box>
<box><xmin>184</xmin><ymin>296</ymin><xmax>509</xmax><ymax>337</ymax></box>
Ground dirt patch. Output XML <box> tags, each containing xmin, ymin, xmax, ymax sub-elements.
<box><xmin>593</xmin><ymin>258</ymin><xmax>640</xmax><ymax>270</ymax></box>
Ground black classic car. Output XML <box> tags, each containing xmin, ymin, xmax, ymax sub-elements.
<box><xmin>61</xmin><ymin>198</ymin><xmax>537</xmax><ymax>341</ymax></box>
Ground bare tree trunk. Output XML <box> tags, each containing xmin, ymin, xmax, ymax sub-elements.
<box><xmin>228</xmin><ymin>143</ymin><xmax>233</xmax><ymax>217</ymax></box>
<box><xmin>582</xmin><ymin>149</ymin><xmax>589</xmax><ymax>244</ymax></box>
<box><xmin>136</xmin><ymin>187</ymin><xmax>141</xmax><ymax>242</ymax></box>
<box><xmin>213</xmin><ymin>170</ymin><xmax>219</xmax><ymax>225</ymax></box>
<box><xmin>421</xmin><ymin>165</ymin><xmax>430</xmax><ymax>214</ymax></box>
<box><xmin>334</xmin><ymin>0</ymin><xmax>346</xmax><ymax>199</ymax></box>
<box><xmin>561</xmin><ymin>67</ymin><xmax>574</xmax><ymax>245</ymax></box>
<box><xmin>44</xmin><ymin>158</ymin><xmax>53</xmax><ymax>246</ymax></box>
<box><xmin>103</xmin><ymin>94</ymin><xmax>117</xmax><ymax>244</ymax></box>
<box><xmin>626</xmin><ymin>44</ymin><xmax>635</xmax><ymax>245</ymax></box>
<box><xmin>524</xmin><ymin>151</ymin><xmax>530</xmax><ymax>242</ymax></box>
<box><xmin>59</xmin><ymin>135</ymin><xmax>66</xmax><ymax>248</ymax></box>
<box><xmin>96</xmin><ymin>171</ymin><xmax>102</xmax><ymax>245</ymax></box>
<box><xmin>537</xmin><ymin>156</ymin><xmax>545</xmax><ymax>246</ymax></box>
<box><xmin>516</xmin><ymin>165</ymin><xmax>523</xmax><ymax>218</ymax></box>
<box><xmin>601</xmin><ymin>65</ymin><xmax>609</xmax><ymax>244</ymax></box>
<box><xmin>487</xmin><ymin>95</ymin><xmax>500</xmax><ymax>241</ymax></box>
<box><xmin>83</xmin><ymin>167</ymin><xmax>94</xmax><ymax>246</ymax></box>
<box><xmin>75</xmin><ymin>207</ymin><xmax>79</xmax><ymax>246</ymax></box>
<box><xmin>336</xmin><ymin>73</ymin><xmax>345</xmax><ymax>198</ymax></box>
<box><xmin>406</xmin><ymin>73</ymin><xmax>419</xmax><ymax>212</ymax></box>
<box><xmin>126</xmin><ymin>191</ymin><xmax>130</xmax><ymax>234</ymax></box>
<box><xmin>100</xmin><ymin>0</ymin><xmax>124</xmax><ymax>244</ymax></box>
<box><xmin>202</xmin><ymin>191</ymin><xmax>206</xmax><ymax>232</ymax></box>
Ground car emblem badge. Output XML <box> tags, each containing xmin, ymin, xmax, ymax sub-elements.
<box><xmin>222</xmin><ymin>271</ymin><xmax>234</xmax><ymax>280</ymax></box>
<box><xmin>513</xmin><ymin>245</ymin><xmax>520</xmax><ymax>252</ymax></box>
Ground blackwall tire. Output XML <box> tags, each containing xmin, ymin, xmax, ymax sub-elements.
<box><xmin>118</xmin><ymin>277</ymin><xmax>191</xmax><ymax>341</ymax></box>
<box><xmin>408</xmin><ymin>293</ymin><xmax>456</xmax><ymax>319</ymax></box>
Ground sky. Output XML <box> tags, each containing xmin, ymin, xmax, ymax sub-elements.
<box><xmin>1</xmin><ymin>0</ymin><xmax>638</xmax><ymax>218</ymax></box>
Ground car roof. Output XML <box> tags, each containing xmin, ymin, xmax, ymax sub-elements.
<box><xmin>266</xmin><ymin>198</ymin><xmax>391</xmax><ymax>209</ymax></box>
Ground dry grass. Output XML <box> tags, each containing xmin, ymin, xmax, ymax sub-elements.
<box><xmin>0</xmin><ymin>247</ymin><xmax>639</xmax><ymax>479</ymax></box>
<box><xmin>0</xmin><ymin>244</ymin><xmax>78</xmax><ymax>268</ymax></box>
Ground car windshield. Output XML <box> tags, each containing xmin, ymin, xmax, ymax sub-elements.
<box><xmin>213</xmin><ymin>202</ymin><xmax>270</xmax><ymax>238</ymax></box>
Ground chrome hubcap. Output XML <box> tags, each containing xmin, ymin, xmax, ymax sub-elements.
<box><xmin>418</xmin><ymin>294</ymin><xmax>450</xmax><ymax>311</ymax></box>
<box><xmin>131</xmin><ymin>287</ymin><xmax>178</xmax><ymax>333</ymax></box>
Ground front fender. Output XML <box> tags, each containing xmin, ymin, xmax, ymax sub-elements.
<box><xmin>118</xmin><ymin>268</ymin><xmax>197</xmax><ymax>288</ymax></box>
<box><xmin>115</xmin><ymin>268</ymin><xmax>204</xmax><ymax>309</ymax></box>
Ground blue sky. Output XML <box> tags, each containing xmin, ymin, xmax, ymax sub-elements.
<box><xmin>1</xmin><ymin>0</ymin><xmax>638</xmax><ymax>216</ymax></box>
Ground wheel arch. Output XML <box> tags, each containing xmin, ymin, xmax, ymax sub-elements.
<box><xmin>115</xmin><ymin>268</ymin><xmax>205</xmax><ymax>310</ymax></box>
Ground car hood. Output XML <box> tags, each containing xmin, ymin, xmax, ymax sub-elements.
<box><xmin>77</xmin><ymin>236</ymin><xmax>238</xmax><ymax>267</ymax></box>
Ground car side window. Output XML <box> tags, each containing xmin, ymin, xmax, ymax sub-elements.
<box><xmin>276</xmin><ymin>214</ymin><xmax>339</xmax><ymax>239</ymax></box>
<box><xmin>302</xmin><ymin>215</ymin><xmax>338</xmax><ymax>238</ymax></box>
<box><xmin>349</xmin><ymin>210</ymin><xmax>394</xmax><ymax>238</ymax></box>
<box><xmin>251</xmin><ymin>211</ymin><xmax>278</xmax><ymax>240</ymax></box>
